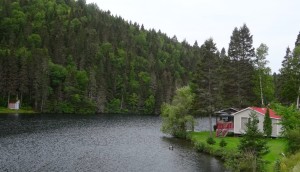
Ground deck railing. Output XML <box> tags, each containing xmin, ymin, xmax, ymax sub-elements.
<box><xmin>216</xmin><ymin>122</ymin><xmax>233</xmax><ymax>129</ymax></box>
<box><xmin>216</xmin><ymin>122</ymin><xmax>233</xmax><ymax>137</ymax></box>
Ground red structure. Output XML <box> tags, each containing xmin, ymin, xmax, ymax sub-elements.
<box><xmin>214</xmin><ymin>108</ymin><xmax>238</xmax><ymax>137</ymax></box>
<box><xmin>216</xmin><ymin>121</ymin><xmax>233</xmax><ymax>137</ymax></box>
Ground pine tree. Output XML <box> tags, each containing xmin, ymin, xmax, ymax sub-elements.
<box><xmin>220</xmin><ymin>47</ymin><xmax>226</xmax><ymax>58</ymax></box>
<box><xmin>239</xmin><ymin>112</ymin><xmax>269</xmax><ymax>156</ymax></box>
<box><xmin>226</xmin><ymin>24</ymin><xmax>255</xmax><ymax>108</ymax></box>
<box><xmin>237</xmin><ymin>112</ymin><xmax>269</xmax><ymax>171</ymax></box>
<box><xmin>263</xmin><ymin>108</ymin><xmax>272</xmax><ymax>137</ymax></box>
<box><xmin>278</xmin><ymin>36</ymin><xmax>300</xmax><ymax>105</ymax></box>
<box><xmin>295</xmin><ymin>32</ymin><xmax>300</xmax><ymax>47</ymax></box>
<box><xmin>191</xmin><ymin>39</ymin><xmax>222</xmax><ymax>137</ymax></box>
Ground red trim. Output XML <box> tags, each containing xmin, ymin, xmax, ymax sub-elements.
<box><xmin>216</xmin><ymin>122</ymin><xmax>234</xmax><ymax>129</ymax></box>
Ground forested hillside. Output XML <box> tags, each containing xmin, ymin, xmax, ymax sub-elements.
<box><xmin>0</xmin><ymin>0</ymin><xmax>200</xmax><ymax>113</ymax></box>
<box><xmin>0</xmin><ymin>0</ymin><xmax>299</xmax><ymax>114</ymax></box>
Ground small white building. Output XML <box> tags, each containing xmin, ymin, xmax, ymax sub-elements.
<box><xmin>8</xmin><ymin>100</ymin><xmax>20</xmax><ymax>110</ymax></box>
<box><xmin>232</xmin><ymin>107</ymin><xmax>282</xmax><ymax>137</ymax></box>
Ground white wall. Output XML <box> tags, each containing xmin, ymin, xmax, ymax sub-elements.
<box><xmin>233</xmin><ymin>108</ymin><xmax>282</xmax><ymax>137</ymax></box>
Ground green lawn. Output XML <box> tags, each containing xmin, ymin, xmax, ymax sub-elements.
<box><xmin>189</xmin><ymin>131</ymin><xmax>286</xmax><ymax>172</ymax></box>
<box><xmin>0</xmin><ymin>107</ymin><xmax>36</xmax><ymax>113</ymax></box>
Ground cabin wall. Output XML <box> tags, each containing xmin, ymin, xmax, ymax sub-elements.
<box><xmin>272</xmin><ymin>119</ymin><xmax>283</xmax><ymax>137</ymax></box>
<box><xmin>234</xmin><ymin>109</ymin><xmax>282</xmax><ymax>137</ymax></box>
<box><xmin>234</xmin><ymin>109</ymin><xmax>252</xmax><ymax>134</ymax></box>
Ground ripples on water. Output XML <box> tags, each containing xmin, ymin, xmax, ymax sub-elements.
<box><xmin>0</xmin><ymin>114</ymin><xmax>224</xmax><ymax>172</ymax></box>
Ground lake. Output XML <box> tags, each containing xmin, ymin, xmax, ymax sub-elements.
<box><xmin>0</xmin><ymin>113</ymin><xmax>225</xmax><ymax>172</ymax></box>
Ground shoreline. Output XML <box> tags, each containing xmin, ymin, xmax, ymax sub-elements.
<box><xmin>187</xmin><ymin>131</ymin><xmax>286</xmax><ymax>172</ymax></box>
<box><xmin>0</xmin><ymin>107</ymin><xmax>36</xmax><ymax>114</ymax></box>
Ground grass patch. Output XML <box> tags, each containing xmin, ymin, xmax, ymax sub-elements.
<box><xmin>0</xmin><ymin>107</ymin><xmax>36</xmax><ymax>113</ymax></box>
<box><xmin>264</xmin><ymin>138</ymin><xmax>286</xmax><ymax>171</ymax></box>
<box><xmin>188</xmin><ymin>131</ymin><xmax>286</xmax><ymax>172</ymax></box>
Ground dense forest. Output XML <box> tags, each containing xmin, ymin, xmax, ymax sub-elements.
<box><xmin>0</xmin><ymin>0</ymin><xmax>299</xmax><ymax>114</ymax></box>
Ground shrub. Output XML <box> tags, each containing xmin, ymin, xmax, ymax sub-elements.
<box><xmin>194</xmin><ymin>141</ymin><xmax>206</xmax><ymax>152</ymax></box>
<box><xmin>219</xmin><ymin>139</ymin><xmax>227</xmax><ymax>147</ymax></box>
<box><xmin>279</xmin><ymin>152</ymin><xmax>300</xmax><ymax>172</ymax></box>
<box><xmin>286</xmin><ymin>129</ymin><xmax>300</xmax><ymax>153</ymax></box>
<box><xmin>206</xmin><ymin>137</ymin><xmax>216</xmax><ymax>145</ymax></box>
<box><xmin>225</xmin><ymin>151</ymin><xmax>266</xmax><ymax>172</ymax></box>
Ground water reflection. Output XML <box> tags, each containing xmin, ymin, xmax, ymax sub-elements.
<box><xmin>0</xmin><ymin>114</ymin><xmax>225</xmax><ymax>172</ymax></box>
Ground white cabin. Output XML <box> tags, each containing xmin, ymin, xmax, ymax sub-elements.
<box><xmin>8</xmin><ymin>100</ymin><xmax>20</xmax><ymax>110</ymax></box>
<box><xmin>232</xmin><ymin>107</ymin><xmax>282</xmax><ymax>137</ymax></box>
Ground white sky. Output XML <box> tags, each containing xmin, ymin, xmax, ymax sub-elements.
<box><xmin>86</xmin><ymin>0</ymin><xmax>300</xmax><ymax>73</ymax></box>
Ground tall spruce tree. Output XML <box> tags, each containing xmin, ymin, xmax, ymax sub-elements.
<box><xmin>278</xmin><ymin>34</ymin><xmax>300</xmax><ymax>105</ymax></box>
<box><xmin>237</xmin><ymin>112</ymin><xmax>269</xmax><ymax>171</ymax></box>
<box><xmin>191</xmin><ymin>38</ymin><xmax>222</xmax><ymax>137</ymax></box>
<box><xmin>226</xmin><ymin>24</ymin><xmax>255</xmax><ymax>108</ymax></box>
<box><xmin>263</xmin><ymin>108</ymin><xmax>272</xmax><ymax>137</ymax></box>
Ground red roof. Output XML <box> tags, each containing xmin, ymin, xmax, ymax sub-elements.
<box><xmin>250</xmin><ymin>107</ymin><xmax>281</xmax><ymax>119</ymax></box>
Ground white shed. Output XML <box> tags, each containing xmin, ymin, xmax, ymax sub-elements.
<box><xmin>8</xmin><ymin>100</ymin><xmax>20</xmax><ymax>110</ymax></box>
<box><xmin>232</xmin><ymin>107</ymin><xmax>282</xmax><ymax>137</ymax></box>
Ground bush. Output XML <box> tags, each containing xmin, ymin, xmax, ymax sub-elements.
<box><xmin>286</xmin><ymin>129</ymin><xmax>300</xmax><ymax>153</ymax></box>
<box><xmin>206</xmin><ymin>137</ymin><xmax>216</xmax><ymax>145</ymax></box>
<box><xmin>279</xmin><ymin>152</ymin><xmax>300</xmax><ymax>172</ymax></box>
<box><xmin>194</xmin><ymin>141</ymin><xmax>216</xmax><ymax>154</ymax></box>
<box><xmin>194</xmin><ymin>141</ymin><xmax>206</xmax><ymax>152</ymax></box>
<box><xmin>225</xmin><ymin>151</ymin><xmax>266</xmax><ymax>172</ymax></box>
<box><xmin>219</xmin><ymin>139</ymin><xmax>227</xmax><ymax>147</ymax></box>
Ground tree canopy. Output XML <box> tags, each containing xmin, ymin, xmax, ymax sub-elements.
<box><xmin>1</xmin><ymin>0</ymin><xmax>299</xmax><ymax>114</ymax></box>
<box><xmin>0</xmin><ymin>0</ymin><xmax>200</xmax><ymax>113</ymax></box>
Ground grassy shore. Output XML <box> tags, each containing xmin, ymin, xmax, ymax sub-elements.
<box><xmin>0</xmin><ymin>107</ymin><xmax>36</xmax><ymax>113</ymax></box>
<box><xmin>188</xmin><ymin>131</ymin><xmax>286</xmax><ymax>172</ymax></box>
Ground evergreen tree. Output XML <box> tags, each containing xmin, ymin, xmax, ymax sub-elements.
<box><xmin>237</xmin><ymin>112</ymin><xmax>269</xmax><ymax>171</ymax></box>
<box><xmin>239</xmin><ymin>112</ymin><xmax>269</xmax><ymax>156</ymax></box>
<box><xmin>263</xmin><ymin>108</ymin><xmax>272</xmax><ymax>137</ymax></box>
<box><xmin>0</xmin><ymin>0</ymin><xmax>198</xmax><ymax>113</ymax></box>
<box><xmin>191</xmin><ymin>39</ymin><xmax>222</xmax><ymax>137</ymax></box>
<box><xmin>278</xmin><ymin>37</ymin><xmax>300</xmax><ymax>105</ymax></box>
<box><xmin>295</xmin><ymin>32</ymin><xmax>300</xmax><ymax>47</ymax></box>
<box><xmin>220</xmin><ymin>47</ymin><xmax>226</xmax><ymax>58</ymax></box>
<box><xmin>226</xmin><ymin>24</ymin><xmax>255</xmax><ymax>108</ymax></box>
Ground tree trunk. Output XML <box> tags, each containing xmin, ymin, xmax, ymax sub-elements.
<box><xmin>7</xmin><ymin>92</ymin><xmax>10</xmax><ymax>108</ymax></box>
<box><xmin>40</xmin><ymin>98</ymin><xmax>44</xmax><ymax>112</ymax></box>
<box><xmin>297</xmin><ymin>85</ymin><xmax>300</xmax><ymax>109</ymax></box>
<box><xmin>120</xmin><ymin>92</ymin><xmax>124</xmax><ymax>110</ymax></box>
<box><xmin>259</xmin><ymin>75</ymin><xmax>264</xmax><ymax>106</ymax></box>
<box><xmin>209</xmin><ymin>113</ymin><xmax>213</xmax><ymax>137</ymax></box>
<box><xmin>20</xmin><ymin>93</ymin><xmax>23</xmax><ymax>108</ymax></box>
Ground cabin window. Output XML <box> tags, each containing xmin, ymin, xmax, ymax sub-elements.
<box><xmin>241</xmin><ymin>117</ymin><xmax>249</xmax><ymax>131</ymax></box>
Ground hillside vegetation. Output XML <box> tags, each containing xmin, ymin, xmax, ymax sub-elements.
<box><xmin>1</xmin><ymin>0</ymin><xmax>299</xmax><ymax>114</ymax></box>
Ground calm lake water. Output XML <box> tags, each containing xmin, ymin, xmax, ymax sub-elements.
<box><xmin>0</xmin><ymin>114</ymin><xmax>225</xmax><ymax>172</ymax></box>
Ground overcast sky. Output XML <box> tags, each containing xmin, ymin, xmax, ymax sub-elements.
<box><xmin>86</xmin><ymin>0</ymin><xmax>300</xmax><ymax>73</ymax></box>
